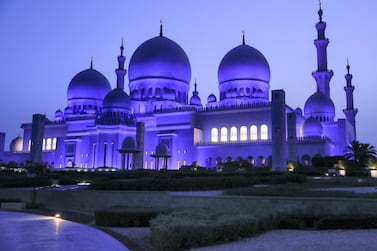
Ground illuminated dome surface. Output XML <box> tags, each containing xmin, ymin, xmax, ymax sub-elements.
<box><xmin>218</xmin><ymin>44</ymin><xmax>270</xmax><ymax>85</ymax></box>
<box><xmin>103</xmin><ymin>88</ymin><xmax>131</xmax><ymax>110</ymax></box>
<box><xmin>301</xmin><ymin>116</ymin><xmax>323</xmax><ymax>137</ymax></box>
<box><xmin>67</xmin><ymin>69</ymin><xmax>111</xmax><ymax>100</ymax></box>
<box><xmin>128</xmin><ymin>36</ymin><xmax>191</xmax><ymax>84</ymax></box>
<box><xmin>10</xmin><ymin>136</ymin><xmax>23</xmax><ymax>152</ymax></box>
<box><xmin>304</xmin><ymin>92</ymin><xmax>335</xmax><ymax>117</ymax></box>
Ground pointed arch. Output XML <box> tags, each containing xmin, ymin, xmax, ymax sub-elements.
<box><xmin>230</xmin><ymin>126</ymin><xmax>237</xmax><ymax>141</ymax></box>
<box><xmin>261</xmin><ymin>124</ymin><xmax>268</xmax><ymax>140</ymax></box>
<box><xmin>240</xmin><ymin>126</ymin><xmax>247</xmax><ymax>141</ymax></box>
<box><xmin>220</xmin><ymin>127</ymin><xmax>228</xmax><ymax>142</ymax></box>
<box><xmin>211</xmin><ymin>128</ymin><xmax>218</xmax><ymax>142</ymax></box>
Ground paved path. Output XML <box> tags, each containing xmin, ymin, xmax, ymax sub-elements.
<box><xmin>0</xmin><ymin>211</ymin><xmax>128</xmax><ymax>251</ymax></box>
<box><xmin>192</xmin><ymin>229</ymin><xmax>377</xmax><ymax>251</ymax></box>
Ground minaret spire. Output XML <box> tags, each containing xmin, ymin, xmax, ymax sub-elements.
<box><xmin>159</xmin><ymin>19</ymin><xmax>163</xmax><ymax>37</ymax></box>
<box><xmin>120</xmin><ymin>39</ymin><xmax>124</xmax><ymax>56</ymax></box>
<box><xmin>90</xmin><ymin>57</ymin><xmax>93</xmax><ymax>69</ymax></box>
<box><xmin>346</xmin><ymin>58</ymin><xmax>350</xmax><ymax>74</ymax></box>
<box><xmin>343</xmin><ymin>59</ymin><xmax>358</xmax><ymax>140</ymax></box>
<box><xmin>192</xmin><ymin>78</ymin><xmax>199</xmax><ymax>96</ymax></box>
<box><xmin>312</xmin><ymin>3</ymin><xmax>333</xmax><ymax>97</ymax></box>
<box><xmin>318</xmin><ymin>0</ymin><xmax>323</xmax><ymax>22</ymax></box>
<box><xmin>115</xmin><ymin>40</ymin><xmax>127</xmax><ymax>90</ymax></box>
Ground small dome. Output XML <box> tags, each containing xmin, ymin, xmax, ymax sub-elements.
<box><xmin>55</xmin><ymin>109</ymin><xmax>64</xmax><ymax>121</ymax></box>
<box><xmin>121</xmin><ymin>137</ymin><xmax>136</xmax><ymax>150</ymax></box>
<box><xmin>64</xmin><ymin>106</ymin><xmax>73</xmax><ymax>114</ymax></box>
<box><xmin>301</xmin><ymin>116</ymin><xmax>323</xmax><ymax>137</ymax></box>
<box><xmin>295</xmin><ymin>107</ymin><xmax>303</xmax><ymax>117</ymax></box>
<box><xmin>55</xmin><ymin>109</ymin><xmax>63</xmax><ymax>117</ymax></box>
<box><xmin>10</xmin><ymin>136</ymin><xmax>23</xmax><ymax>152</ymax></box>
<box><xmin>155</xmin><ymin>143</ymin><xmax>169</xmax><ymax>156</ymax></box>
<box><xmin>218</xmin><ymin>44</ymin><xmax>270</xmax><ymax>85</ymax></box>
<box><xmin>128</xmin><ymin>36</ymin><xmax>191</xmax><ymax>84</ymax></box>
<box><xmin>67</xmin><ymin>68</ymin><xmax>111</xmax><ymax>101</ymax></box>
<box><xmin>207</xmin><ymin>94</ymin><xmax>217</xmax><ymax>103</ymax></box>
<box><xmin>190</xmin><ymin>95</ymin><xmax>202</xmax><ymax>106</ymax></box>
<box><xmin>304</xmin><ymin>92</ymin><xmax>335</xmax><ymax>120</ymax></box>
<box><xmin>103</xmin><ymin>88</ymin><xmax>131</xmax><ymax>110</ymax></box>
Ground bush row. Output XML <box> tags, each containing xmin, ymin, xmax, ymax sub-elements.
<box><xmin>95</xmin><ymin>207</ymin><xmax>171</xmax><ymax>227</ymax></box>
<box><xmin>89</xmin><ymin>173</ymin><xmax>306</xmax><ymax>191</ymax></box>
<box><xmin>150</xmin><ymin>209</ymin><xmax>274</xmax><ymax>251</ymax></box>
<box><xmin>150</xmin><ymin>209</ymin><xmax>377</xmax><ymax>251</ymax></box>
<box><xmin>0</xmin><ymin>177</ymin><xmax>51</xmax><ymax>188</ymax></box>
<box><xmin>278</xmin><ymin>214</ymin><xmax>377</xmax><ymax>230</ymax></box>
<box><xmin>90</xmin><ymin>176</ymin><xmax>255</xmax><ymax>191</ymax></box>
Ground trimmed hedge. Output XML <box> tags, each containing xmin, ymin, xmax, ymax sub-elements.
<box><xmin>150</xmin><ymin>209</ymin><xmax>274</xmax><ymax>251</ymax></box>
<box><xmin>89</xmin><ymin>173</ymin><xmax>307</xmax><ymax>191</ymax></box>
<box><xmin>150</xmin><ymin>209</ymin><xmax>377</xmax><ymax>251</ymax></box>
<box><xmin>90</xmin><ymin>176</ymin><xmax>256</xmax><ymax>191</ymax></box>
<box><xmin>95</xmin><ymin>207</ymin><xmax>171</xmax><ymax>227</ymax></box>
<box><xmin>0</xmin><ymin>177</ymin><xmax>51</xmax><ymax>188</ymax></box>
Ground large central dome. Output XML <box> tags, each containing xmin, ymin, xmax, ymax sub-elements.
<box><xmin>218</xmin><ymin>44</ymin><xmax>270</xmax><ymax>85</ymax></box>
<box><xmin>128</xmin><ymin>36</ymin><xmax>191</xmax><ymax>84</ymax></box>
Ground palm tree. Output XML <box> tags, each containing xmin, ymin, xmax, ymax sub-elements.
<box><xmin>344</xmin><ymin>140</ymin><xmax>377</xmax><ymax>169</ymax></box>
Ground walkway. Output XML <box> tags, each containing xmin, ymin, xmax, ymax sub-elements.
<box><xmin>0</xmin><ymin>211</ymin><xmax>128</xmax><ymax>251</ymax></box>
<box><xmin>192</xmin><ymin>229</ymin><xmax>377</xmax><ymax>251</ymax></box>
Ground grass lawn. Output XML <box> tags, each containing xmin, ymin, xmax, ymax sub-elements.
<box><xmin>224</xmin><ymin>176</ymin><xmax>377</xmax><ymax>198</ymax></box>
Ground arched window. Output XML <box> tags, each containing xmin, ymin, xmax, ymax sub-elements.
<box><xmin>240</xmin><ymin>126</ymin><xmax>247</xmax><ymax>141</ymax></box>
<box><xmin>220</xmin><ymin>127</ymin><xmax>228</xmax><ymax>142</ymax></box>
<box><xmin>155</xmin><ymin>88</ymin><xmax>161</xmax><ymax>98</ymax></box>
<box><xmin>42</xmin><ymin>138</ymin><xmax>46</xmax><ymax>151</ymax></box>
<box><xmin>211</xmin><ymin>128</ymin><xmax>218</xmax><ymax>142</ymax></box>
<box><xmin>46</xmin><ymin>138</ymin><xmax>52</xmax><ymax>151</ymax></box>
<box><xmin>250</xmin><ymin>125</ymin><xmax>257</xmax><ymax>140</ymax></box>
<box><xmin>230</xmin><ymin>127</ymin><xmax>237</xmax><ymax>141</ymax></box>
<box><xmin>261</xmin><ymin>124</ymin><xmax>268</xmax><ymax>140</ymax></box>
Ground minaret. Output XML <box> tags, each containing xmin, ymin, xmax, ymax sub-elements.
<box><xmin>312</xmin><ymin>2</ymin><xmax>333</xmax><ymax>97</ymax></box>
<box><xmin>115</xmin><ymin>40</ymin><xmax>127</xmax><ymax>90</ymax></box>
<box><xmin>343</xmin><ymin>60</ymin><xmax>358</xmax><ymax>140</ymax></box>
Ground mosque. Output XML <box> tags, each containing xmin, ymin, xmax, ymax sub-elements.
<box><xmin>0</xmin><ymin>6</ymin><xmax>357</xmax><ymax>171</ymax></box>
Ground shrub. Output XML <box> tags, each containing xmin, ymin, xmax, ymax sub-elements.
<box><xmin>57</xmin><ymin>176</ymin><xmax>77</xmax><ymax>185</ymax></box>
<box><xmin>95</xmin><ymin>207</ymin><xmax>171</xmax><ymax>227</ymax></box>
<box><xmin>0</xmin><ymin>177</ymin><xmax>51</xmax><ymax>188</ymax></box>
<box><xmin>90</xmin><ymin>176</ymin><xmax>256</xmax><ymax>191</ymax></box>
<box><xmin>150</xmin><ymin>209</ymin><xmax>272</xmax><ymax>251</ymax></box>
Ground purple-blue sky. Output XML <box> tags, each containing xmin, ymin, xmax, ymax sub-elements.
<box><xmin>0</xmin><ymin>0</ymin><xmax>376</xmax><ymax>150</ymax></box>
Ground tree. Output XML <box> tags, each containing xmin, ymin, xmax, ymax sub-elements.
<box><xmin>344</xmin><ymin>140</ymin><xmax>377</xmax><ymax>169</ymax></box>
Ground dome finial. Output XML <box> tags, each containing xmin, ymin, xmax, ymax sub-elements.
<box><xmin>90</xmin><ymin>56</ymin><xmax>93</xmax><ymax>69</ymax></box>
<box><xmin>242</xmin><ymin>30</ymin><xmax>246</xmax><ymax>45</ymax></box>
<box><xmin>318</xmin><ymin>0</ymin><xmax>323</xmax><ymax>22</ymax></box>
<box><xmin>346</xmin><ymin>58</ymin><xmax>350</xmax><ymax>74</ymax></box>
<box><xmin>194</xmin><ymin>78</ymin><xmax>197</xmax><ymax>92</ymax></box>
<box><xmin>120</xmin><ymin>39</ymin><xmax>124</xmax><ymax>56</ymax></box>
<box><xmin>159</xmin><ymin>19</ymin><xmax>163</xmax><ymax>37</ymax></box>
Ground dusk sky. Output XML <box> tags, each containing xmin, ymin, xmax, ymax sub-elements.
<box><xmin>0</xmin><ymin>0</ymin><xmax>376</xmax><ymax>150</ymax></box>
